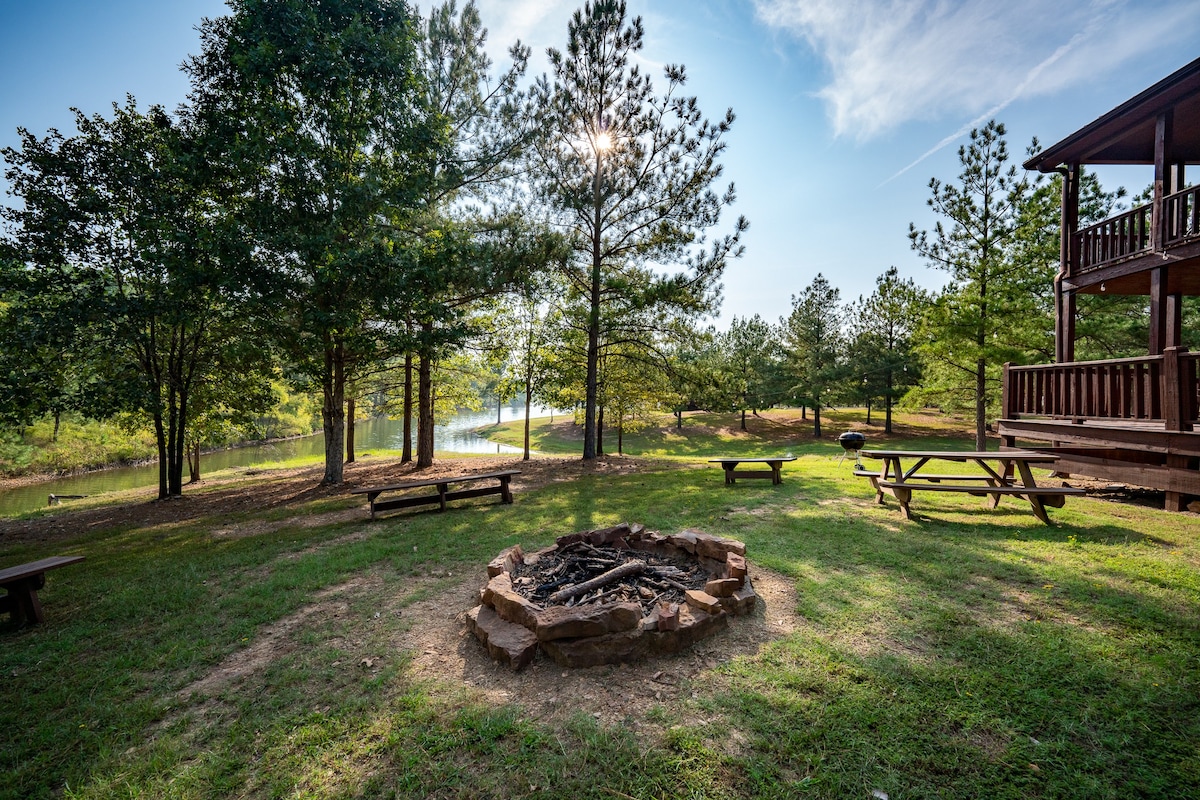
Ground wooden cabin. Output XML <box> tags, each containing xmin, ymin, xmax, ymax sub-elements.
<box><xmin>999</xmin><ymin>56</ymin><xmax>1200</xmax><ymax>512</ymax></box>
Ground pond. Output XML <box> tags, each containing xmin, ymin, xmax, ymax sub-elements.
<box><xmin>0</xmin><ymin>404</ymin><xmax>561</xmax><ymax>517</ymax></box>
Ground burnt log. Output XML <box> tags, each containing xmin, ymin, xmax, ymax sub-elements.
<box><xmin>547</xmin><ymin>560</ymin><xmax>646</xmax><ymax>605</ymax></box>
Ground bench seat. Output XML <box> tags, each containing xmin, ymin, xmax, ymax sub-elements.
<box><xmin>1</xmin><ymin>556</ymin><xmax>85</xmax><ymax>627</ymax></box>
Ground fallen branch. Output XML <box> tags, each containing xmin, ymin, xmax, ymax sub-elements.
<box><xmin>548</xmin><ymin>560</ymin><xmax>646</xmax><ymax>604</ymax></box>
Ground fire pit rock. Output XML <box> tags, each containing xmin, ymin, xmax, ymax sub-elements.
<box><xmin>467</xmin><ymin>523</ymin><xmax>757</xmax><ymax>670</ymax></box>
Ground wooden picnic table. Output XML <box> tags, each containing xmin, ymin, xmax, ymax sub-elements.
<box><xmin>350</xmin><ymin>470</ymin><xmax>520</xmax><ymax>519</ymax></box>
<box><xmin>709</xmin><ymin>456</ymin><xmax>797</xmax><ymax>485</ymax></box>
<box><xmin>857</xmin><ymin>449</ymin><xmax>1085</xmax><ymax>524</ymax></box>
<box><xmin>0</xmin><ymin>556</ymin><xmax>85</xmax><ymax>626</ymax></box>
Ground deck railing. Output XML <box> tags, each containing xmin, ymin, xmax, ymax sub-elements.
<box><xmin>1002</xmin><ymin>348</ymin><xmax>1199</xmax><ymax>430</ymax></box>
<box><xmin>1164</xmin><ymin>185</ymin><xmax>1200</xmax><ymax>247</ymax></box>
<box><xmin>1074</xmin><ymin>203</ymin><xmax>1152</xmax><ymax>272</ymax></box>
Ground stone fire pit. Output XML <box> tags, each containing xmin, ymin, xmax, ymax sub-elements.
<box><xmin>468</xmin><ymin>523</ymin><xmax>757</xmax><ymax>670</ymax></box>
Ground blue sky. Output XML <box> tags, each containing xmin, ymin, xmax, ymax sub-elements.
<box><xmin>3</xmin><ymin>0</ymin><xmax>1199</xmax><ymax>327</ymax></box>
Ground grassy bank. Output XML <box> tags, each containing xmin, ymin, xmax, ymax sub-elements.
<box><xmin>2</xmin><ymin>411</ymin><xmax>1199</xmax><ymax>798</ymax></box>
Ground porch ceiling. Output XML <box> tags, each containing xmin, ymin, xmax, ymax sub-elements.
<box><xmin>1025</xmin><ymin>56</ymin><xmax>1200</xmax><ymax>171</ymax></box>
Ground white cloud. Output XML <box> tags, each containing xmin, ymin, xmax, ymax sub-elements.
<box><xmin>753</xmin><ymin>0</ymin><xmax>1200</xmax><ymax>141</ymax></box>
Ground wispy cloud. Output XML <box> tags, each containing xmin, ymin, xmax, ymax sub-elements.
<box><xmin>753</xmin><ymin>0</ymin><xmax>1200</xmax><ymax>142</ymax></box>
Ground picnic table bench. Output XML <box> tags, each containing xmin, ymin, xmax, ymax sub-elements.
<box><xmin>858</xmin><ymin>449</ymin><xmax>1085</xmax><ymax>524</ymax></box>
<box><xmin>709</xmin><ymin>456</ymin><xmax>797</xmax><ymax>485</ymax></box>
<box><xmin>351</xmin><ymin>470</ymin><xmax>520</xmax><ymax>519</ymax></box>
<box><xmin>1</xmin><ymin>556</ymin><xmax>85</xmax><ymax>626</ymax></box>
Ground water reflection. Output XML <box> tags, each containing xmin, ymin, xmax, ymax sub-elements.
<box><xmin>0</xmin><ymin>404</ymin><xmax>560</xmax><ymax>516</ymax></box>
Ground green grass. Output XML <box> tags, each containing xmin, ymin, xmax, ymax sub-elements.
<box><xmin>2</xmin><ymin>410</ymin><xmax>1199</xmax><ymax>798</ymax></box>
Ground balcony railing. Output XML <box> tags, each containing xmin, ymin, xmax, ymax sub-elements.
<box><xmin>1075</xmin><ymin>203</ymin><xmax>1152</xmax><ymax>272</ymax></box>
<box><xmin>1164</xmin><ymin>184</ymin><xmax>1200</xmax><ymax>247</ymax></box>
<box><xmin>1002</xmin><ymin>348</ymin><xmax>1199</xmax><ymax>430</ymax></box>
<box><xmin>1073</xmin><ymin>186</ymin><xmax>1199</xmax><ymax>274</ymax></box>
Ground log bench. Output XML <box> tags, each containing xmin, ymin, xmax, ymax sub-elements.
<box><xmin>0</xmin><ymin>556</ymin><xmax>85</xmax><ymax>626</ymax></box>
<box><xmin>709</xmin><ymin>457</ymin><xmax>797</xmax><ymax>485</ymax></box>
<box><xmin>351</xmin><ymin>470</ymin><xmax>520</xmax><ymax>519</ymax></box>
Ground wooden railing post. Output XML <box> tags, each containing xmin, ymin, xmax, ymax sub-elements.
<box><xmin>1163</xmin><ymin>346</ymin><xmax>1190</xmax><ymax>432</ymax></box>
<box><xmin>1002</xmin><ymin>363</ymin><xmax>1015</xmax><ymax>419</ymax></box>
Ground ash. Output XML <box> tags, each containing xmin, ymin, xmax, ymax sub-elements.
<box><xmin>508</xmin><ymin>541</ymin><xmax>713</xmax><ymax>615</ymax></box>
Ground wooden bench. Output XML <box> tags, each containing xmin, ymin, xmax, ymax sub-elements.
<box><xmin>350</xmin><ymin>470</ymin><xmax>520</xmax><ymax>519</ymax></box>
<box><xmin>0</xmin><ymin>556</ymin><xmax>85</xmax><ymax>626</ymax></box>
<box><xmin>709</xmin><ymin>457</ymin><xmax>797</xmax><ymax>485</ymax></box>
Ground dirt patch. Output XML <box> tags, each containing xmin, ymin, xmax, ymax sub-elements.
<box><xmin>393</xmin><ymin>564</ymin><xmax>802</xmax><ymax>732</ymax></box>
<box><xmin>171</xmin><ymin>562</ymin><xmax>802</xmax><ymax>738</ymax></box>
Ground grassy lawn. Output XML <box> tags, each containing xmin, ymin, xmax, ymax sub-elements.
<box><xmin>2</xmin><ymin>410</ymin><xmax>1199</xmax><ymax>799</ymax></box>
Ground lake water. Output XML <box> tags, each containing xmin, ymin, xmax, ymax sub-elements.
<box><xmin>0</xmin><ymin>404</ymin><xmax>561</xmax><ymax>517</ymax></box>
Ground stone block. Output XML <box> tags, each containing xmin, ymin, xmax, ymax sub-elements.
<box><xmin>481</xmin><ymin>572</ymin><xmax>541</xmax><ymax>629</ymax></box>
<box><xmin>725</xmin><ymin>552</ymin><xmax>747</xmax><ymax>583</ymax></box>
<box><xmin>656</xmin><ymin>602</ymin><xmax>679</xmax><ymax>631</ymax></box>
<box><xmin>468</xmin><ymin>605</ymin><xmax>539</xmax><ymax>671</ymax></box>
<box><xmin>586</xmin><ymin>523</ymin><xmax>632</xmax><ymax>545</ymax></box>
<box><xmin>682</xmin><ymin>529</ymin><xmax>746</xmax><ymax>560</ymax></box>
<box><xmin>540</xmin><ymin>629</ymin><xmax>647</xmax><ymax>668</ymax></box>
<box><xmin>666</xmin><ymin>530</ymin><xmax>699</xmax><ymax>554</ymax></box>
<box><xmin>721</xmin><ymin>578</ymin><xmax>757</xmax><ymax>616</ymax></box>
<box><xmin>555</xmin><ymin>532</ymin><xmax>585</xmax><ymax>547</ymax></box>
<box><xmin>684</xmin><ymin>589</ymin><xmax>723</xmax><ymax>614</ymax></box>
<box><xmin>704</xmin><ymin>577</ymin><xmax>741</xmax><ymax>598</ymax></box>
<box><xmin>522</xmin><ymin>544</ymin><xmax>558</xmax><ymax>567</ymax></box>
<box><xmin>487</xmin><ymin>544</ymin><xmax>524</xmax><ymax>577</ymax></box>
<box><xmin>645</xmin><ymin>605</ymin><xmax>728</xmax><ymax>654</ymax></box>
<box><xmin>535</xmin><ymin>601</ymin><xmax>641</xmax><ymax>641</ymax></box>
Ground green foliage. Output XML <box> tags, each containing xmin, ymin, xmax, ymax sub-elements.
<box><xmin>846</xmin><ymin>267</ymin><xmax>929</xmax><ymax>432</ymax></box>
<box><xmin>187</xmin><ymin>0</ymin><xmax>442</xmax><ymax>483</ymax></box>
<box><xmin>0</xmin><ymin>414</ymin><xmax>157</xmax><ymax>477</ymax></box>
<box><xmin>718</xmin><ymin>315</ymin><xmax>787</xmax><ymax>429</ymax></box>
<box><xmin>1</xmin><ymin>98</ymin><xmax>273</xmax><ymax>498</ymax></box>
<box><xmin>781</xmin><ymin>273</ymin><xmax>845</xmax><ymax>438</ymax></box>
<box><xmin>909</xmin><ymin>120</ymin><xmax>1048</xmax><ymax>448</ymax></box>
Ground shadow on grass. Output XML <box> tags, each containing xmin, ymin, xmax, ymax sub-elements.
<box><xmin>3</xmin><ymin>455</ymin><xmax>1199</xmax><ymax>799</ymax></box>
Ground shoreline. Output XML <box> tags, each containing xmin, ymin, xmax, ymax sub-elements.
<box><xmin>0</xmin><ymin>431</ymin><xmax>323</xmax><ymax>492</ymax></box>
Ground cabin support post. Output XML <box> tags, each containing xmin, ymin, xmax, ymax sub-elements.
<box><xmin>1055</xmin><ymin>164</ymin><xmax>1080</xmax><ymax>364</ymax></box>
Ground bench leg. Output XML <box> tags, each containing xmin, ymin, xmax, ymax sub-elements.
<box><xmin>500</xmin><ymin>476</ymin><xmax>513</xmax><ymax>504</ymax></box>
<box><xmin>770</xmin><ymin>462</ymin><xmax>782</xmax><ymax>485</ymax></box>
<box><xmin>1027</xmin><ymin>495</ymin><xmax>1051</xmax><ymax>524</ymax></box>
<box><xmin>724</xmin><ymin>465</ymin><xmax>736</xmax><ymax>485</ymax></box>
<box><xmin>438</xmin><ymin>483</ymin><xmax>447</xmax><ymax>512</ymax></box>
<box><xmin>3</xmin><ymin>576</ymin><xmax>45</xmax><ymax>626</ymax></box>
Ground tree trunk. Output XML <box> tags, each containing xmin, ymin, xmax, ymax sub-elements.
<box><xmin>676</xmin><ymin>409</ymin><xmax>682</xmax><ymax>428</ymax></box>
<box><xmin>523</xmin><ymin>378</ymin><xmax>532</xmax><ymax>461</ymax></box>
<box><xmin>497</xmin><ymin>393</ymin><xmax>502</xmax><ymax>425</ymax></box>
<box><xmin>885</xmin><ymin>370</ymin><xmax>894</xmax><ymax>434</ymax></box>
<box><xmin>740</xmin><ymin>408</ymin><xmax>747</xmax><ymax>431</ymax></box>
<box><xmin>417</xmin><ymin>326</ymin><xmax>434</xmax><ymax>468</ymax></box>
<box><xmin>596</xmin><ymin>404</ymin><xmax>604</xmax><ymax>457</ymax></box>
<box><xmin>813</xmin><ymin>402</ymin><xmax>822</xmax><ymax>438</ymax></box>
<box><xmin>583</xmin><ymin>150</ymin><xmax>603</xmax><ymax>461</ymax></box>
<box><xmin>618</xmin><ymin>415</ymin><xmax>624</xmax><ymax>455</ymax></box>
<box><xmin>346</xmin><ymin>397</ymin><xmax>356</xmax><ymax>464</ymax></box>
<box><xmin>153</xmin><ymin>411</ymin><xmax>168</xmax><ymax>500</ymax></box>
<box><xmin>402</xmin><ymin>348</ymin><xmax>413</xmax><ymax>463</ymax></box>
<box><xmin>866</xmin><ymin>401</ymin><xmax>872</xmax><ymax>425</ymax></box>
<box><xmin>975</xmin><ymin>358</ymin><xmax>987</xmax><ymax>450</ymax></box>
<box><xmin>188</xmin><ymin>442</ymin><xmax>200</xmax><ymax>483</ymax></box>
<box><xmin>52</xmin><ymin>410</ymin><xmax>60</xmax><ymax>443</ymax></box>
<box><xmin>321</xmin><ymin>337</ymin><xmax>346</xmax><ymax>485</ymax></box>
